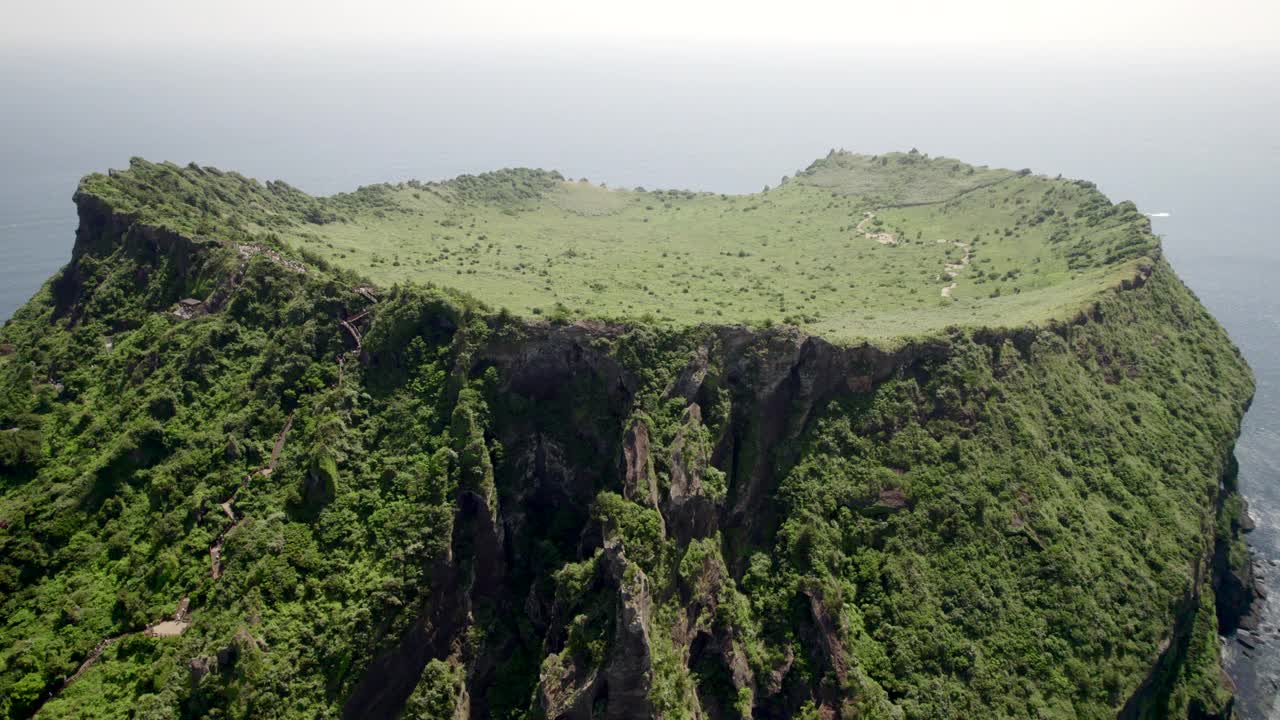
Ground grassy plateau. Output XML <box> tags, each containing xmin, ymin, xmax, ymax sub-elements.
<box><xmin>80</xmin><ymin>150</ymin><xmax>1158</xmax><ymax>343</ymax></box>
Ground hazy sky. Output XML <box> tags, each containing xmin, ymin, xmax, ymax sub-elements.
<box><xmin>6</xmin><ymin>0</ymin><xmax>1279</xmax><ymax>56</ymax></box>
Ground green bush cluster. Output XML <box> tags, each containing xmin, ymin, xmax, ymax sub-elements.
<box><xmin>0</xmin><ymin>216</ymin><xmax>496</xmax><ymax>717</ymax></box>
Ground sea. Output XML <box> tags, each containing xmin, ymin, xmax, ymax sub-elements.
<box><xmin>1</xmin><ymin>46</ymin><xmax>1277</xmax><ymax>716</ymax></box>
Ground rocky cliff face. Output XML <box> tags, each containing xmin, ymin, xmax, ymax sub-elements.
<box><xmin>0</xmin><ymin>190</ymin><xmax>1256</xmax><ymax>719</ymax></box>
<box><xmin>337</xmin><ymin>319</ymin><xmax>956</xmax><ymax>719</ymax></box>
<box><xmin>326</xmin><ymin>263</ymin><xmax>1248</xmax><ymax>719</ymax></box>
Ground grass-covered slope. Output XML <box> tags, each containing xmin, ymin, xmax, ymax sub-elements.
<box><xmin>0</xmin><ymin>155</ymin><xmax>1255</xmax><ymax>720</ymax></box>
<box><xmin>77</xmin><ymin>151</ymin><xmax>1157</xmax><ymax>342</ymax></box>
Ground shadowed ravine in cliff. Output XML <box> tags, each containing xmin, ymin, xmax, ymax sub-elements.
<box><xmin>341</xmin><ymin>322</ymin><xmax>957</xmax><ymax>718</ymax></box>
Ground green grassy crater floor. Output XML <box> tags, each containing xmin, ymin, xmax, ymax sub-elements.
<box><xmin>83</xmin><ymin>150</ymin><xmax>1159</xmax><ymax>342</ymax></box>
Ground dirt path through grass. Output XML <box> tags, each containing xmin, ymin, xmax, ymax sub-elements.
<box><xmin>856</xmin><ymin>209</ymin><xmax>970</xmax><ymax>298</ymax></box>
<box><xmin>855</xmin><ymin>211</ymin><xmax>898</xmax><ymax>245</ymax></box>
<box><xmin>940</xmin><ymin>240</ymin><xmax>971</xmax><ymax>298</ymax></box>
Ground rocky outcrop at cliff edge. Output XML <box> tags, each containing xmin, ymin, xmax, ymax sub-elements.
<box><xmin>1215</xmin><ymin>455</ymin><xmax>1262</xmax><ymax>636</ymax></box>
<box><xmin>0</xmin><ymin>181</ymin><xmax>1253</xmax><ymax>719</ymax></box>
<box><xmin>53</xmin><ymin>192</ymin><xmax>209</xmax><ymax>322</ymax></box>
